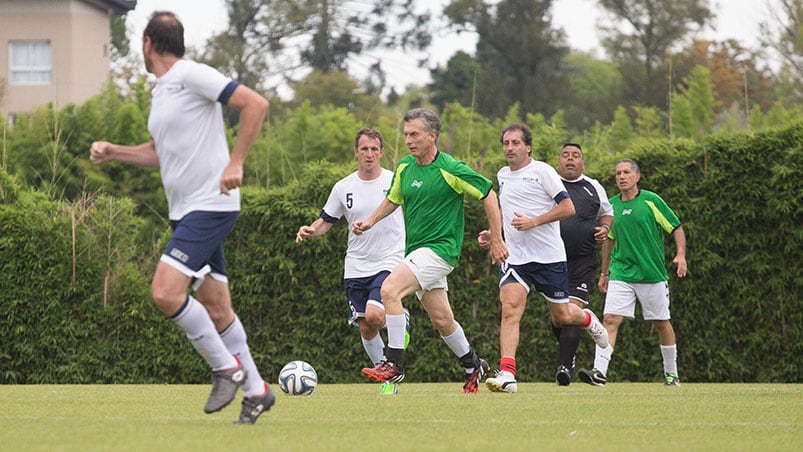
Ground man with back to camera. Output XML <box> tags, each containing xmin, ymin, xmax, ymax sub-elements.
<box><xmin>90</xmin><ymin>11</ymin><xmax>274</xmax><ymax>423</ymax></box>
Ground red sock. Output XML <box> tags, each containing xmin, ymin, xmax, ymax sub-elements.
<box><xmin>581</xmin><ymin>311</ymin><xmax>592</xmax><ymax>328</ymax></box>
<box><xmin>500</xmin><ymin>356</ymin><xmax>516</xmax><ymax>376</ymax></box>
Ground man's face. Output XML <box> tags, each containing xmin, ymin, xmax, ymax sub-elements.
<box><xmin>404</xmin><ymin>118</ymin><xmax>436</xmax><ymax>158</ymax></box>
<box><xmin>142</xmin><ymin>37</ymin><xmax>153</xmax><ymax>73</ymax></box>
<box><xmin>354</xmin><ymin>135</ymin><xmax>383</xmax><ymax>170</ymax></box>
<box><xmin>615</xmin><ymin>162</ymin><xmax>640</xmax><ymax>191</ymax></box>
<box><xmin>501</xmin><ymin>129</ymin><xmax>531</xmax><ymax>169</ymax></box>
<box><xmin>558</xmin><ymin>146</ymin><xmax>584</xmax><ymax>179</ymax></box>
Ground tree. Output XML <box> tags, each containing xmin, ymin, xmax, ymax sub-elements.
<box><xmin>562</xmin><ymin>52</ymin><xmax>626</xmax><ymax>133</ymax></box>
<box><xmin>203</xmin><ymin>0</ymin><xmax>432</xmax><ymax>100</ymax></box>
<box><xmin>681</xmin><ymin>65</ymin><xmax>717</xmax><ymax>135</ymax></box>
<box><xmin>441</xmin><ymin>0</ymin><xmax>570</xmax><ymax>119</ymax></box>
<box><xmin>429</xmin><ymin>51</ymin><xmax>482</xmax><ymax>112</ymax></box>
<box><xmin>598</xmin><ymin>0</ymin><xmax>713</xmax><ymax>108</ymax></box>
<box><xmin>759</xmin><ymin>0</ymin><xmax>803</xmax><ymax>105</ymax></box>
<box><xmin>671</xmin><ymin>40</ymin><xmax>776</xmax><ymax>118</ymax></box>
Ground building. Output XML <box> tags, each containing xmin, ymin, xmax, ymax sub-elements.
<box><xmin>0</xmin><ymin>0</ymin><xmax>136</xmax><ymax>123</ymax></box>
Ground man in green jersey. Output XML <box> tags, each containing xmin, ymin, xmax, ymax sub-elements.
<box><xmin>353</xmin><ymin>108</ymin><xmax>509</xmax><ymax>394</ymax></box>
<box><xmin>578</xmin><ymin>158</ymin><xmax>687</xmax><ymax>386</ymax></box>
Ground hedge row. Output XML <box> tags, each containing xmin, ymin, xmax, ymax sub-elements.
<box><xmin>1</xmin><ymin>122</ymin><xmax>800</xmax><ymax>384</ymax></box>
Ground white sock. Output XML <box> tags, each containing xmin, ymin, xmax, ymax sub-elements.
<box><xmin>660</xmin><ymin>344</ymin><xmax>678</xmax><ymax>375</ymax></box>
<box><xmin>386</xmin><ymin>314</ymin><xmax>406</xmax><ymax>350</ymax></box>
<box><xmin>362</xmin><ymin>334</ymin><xmax>386</xmax><ymax>366</ymax></box>
<box><xmin>172</xmin><ymin>296</ymin><xmax>237</xmax><ymax>371</ymax></box>
<box><xmin>441</xmin><ymin>322</ymin><xmax>471</xmax><ymax>362</ymax></box>
<box><xmin>593</xmin><ymin>344</ymin><xmax>613</xmax><ymax>375</ymax></box>
<box><xmin>220</xmin><ymin>315</ymin><xmax>266</xmax><ymax>397</ymax></box>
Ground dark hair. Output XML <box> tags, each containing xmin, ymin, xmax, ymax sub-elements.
<box><xmin>500</xmin><ymin>123</ymin><xmax>533</xmax><ymax>147</ymax></box>
<box><xmin>354</xmin><ymin>128</ymin><xmax>384</xmax><ymax>149</ymax></box>
<box><xmin>617</xmin><ymin>158</ymin><xmax>640</xmax><ymax>174</ymax></box>
<box><xmin>561</xmin><ymin>142</ymin><xmax>584</xmax><ymax>158</ymax></box>
<box><xmin>403</xmin><ymin>108</ymin><xmax>441</xmax><ymax>140</ymax></box>
<box><xmin>143</xmin><ymin>11</ymin><xmax>185</xmax><ymax>57</ymax></box>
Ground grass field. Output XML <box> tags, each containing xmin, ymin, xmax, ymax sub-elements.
<box><xmin>2</xmin><ymin>383</ymin><xmax>800</xmax><ymax>451</ymax></box>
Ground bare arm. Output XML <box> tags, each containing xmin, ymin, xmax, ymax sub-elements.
<box><xmin>594</xmin><ymin>214</ymin><xmax>614</xmax><ymax>242</ymax></box>
<box><xmin>483</xmin><ymin>190</ymin><xmax>509</xmax><ymax>264</ymax></box>
<box><xmin>672</xmin><ymin>226</ymin><xmax>687</xmax><ymax>278</ymax></box>
<box><xmin>352</xmin><ymin>198</ymin><xmax>399</xmax><ymax>235</ymax></box>
<box><xmin>296</xmin><ymin>217</ymin><xmax>334</xmax><ymax>243</ymax></box>
<box><xmin>219</xmin><ymin>84</ymin><xmax>269</xmax><ymax>195</ymax></box>
<box><xmin>89</xmin><ymin>140</ymin><xmax>159</xmax><ymax>167</ymax></box>
<box><xmin>598</xmin><ymin>236</ymin><xmax>614</xmax><ymax>293</ymax></box>
<box><xmin>511</xmin><ymin>196</ymin><xmax>575</xmax><ymax>231</ymax></box>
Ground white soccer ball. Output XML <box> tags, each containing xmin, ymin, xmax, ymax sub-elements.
<box><xmin>278</xmin><ymin>360</ymin><xmax>318</xmax><ymax>396</ymax></box>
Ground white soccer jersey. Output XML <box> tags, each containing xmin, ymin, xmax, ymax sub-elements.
<box><xmin>148</xmin><ymin>59</ymin><xmax>238</xmax><ymax>220</ymax></box>
<box><xmin>498</xmin><ymin>158</ymin><xmax>568</xmax><ymax>265</ymax></box>
<box><xmin>322</xmin><ymin>169</ymin><xmax>405</xmax><ymax>278</ymax></box>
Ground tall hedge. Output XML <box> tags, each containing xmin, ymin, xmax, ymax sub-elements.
<box><xmin>1</xmin><ymin>122</ymin><xmax>800</xmax><ymax>384</ymax></box>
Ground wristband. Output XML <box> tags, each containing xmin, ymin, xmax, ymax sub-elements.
<box><xmin>600</xmin><ymin>223</ymin><xmax>610</xmax><ymax>231</ymax></box>
<box><xmin>602</xmin><ymin>272</ymin><xmax>610</xmax><ymax>277</ymax></box>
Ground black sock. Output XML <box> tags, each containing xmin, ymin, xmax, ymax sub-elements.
<box><xmin>559</xmin><ymin>325</ymin><xmax>581</xmax><ymax>369</ymax></box>
<box><xmin>385</xmin><ymin>347</ymin><xmax>404</xmax><ymax>369</ymax></box>
<box><xmin>458</xmin><ymin>349</ymin><xmax>479</xmax><ymax>369</ymax></box>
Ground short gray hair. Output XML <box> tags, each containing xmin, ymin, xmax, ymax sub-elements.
<box><xmin>403</xmin><ymin>108</ymin><xmax>441</xmax><ymax>140</ymax></box>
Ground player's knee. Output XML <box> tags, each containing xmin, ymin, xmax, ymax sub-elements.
<box><xmin>365</xmin><ymin>311</ymin><xmax>385</xmax><ymax>328</ymax></box>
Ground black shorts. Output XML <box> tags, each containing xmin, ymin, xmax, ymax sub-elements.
<box><xmin>566</xmin><ymin>253</ymin><xmax>598</xmax><ymax>303</ymax></box>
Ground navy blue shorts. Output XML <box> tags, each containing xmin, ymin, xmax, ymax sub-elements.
<box><xmin>499</xmin><ymin>261</ymin><xmax>570</xmax><ymax>302</ymax></box>
<box><xmin>345</xmin><ymin>271</ymin><xmax>390</xmax><ymax>325</ymax></box>
<box><xmin>162</xmin><ymin>211</ymin><xmax>238</xmax><ymax>281</ymax></box>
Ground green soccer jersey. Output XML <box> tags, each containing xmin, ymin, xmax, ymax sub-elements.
<box><xmin>387</xmin><ymin>152</ymin><xmax>492</xmax><ymax>266</ymax></box>
<box><xmin>609</xmin><ymin>189</ymin><xmax>681</xmax><ymax>283</ymax></box>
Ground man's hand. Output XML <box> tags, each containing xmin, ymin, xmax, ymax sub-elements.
<box><xmin>220</xmin><ymin>163</ymin><xmax>244</xmax><ymax>195</ymax></box>
<box><xmin>89</xmin><ymin>141</ymin><xmax>113</xmax><ymax>164</ymax></box>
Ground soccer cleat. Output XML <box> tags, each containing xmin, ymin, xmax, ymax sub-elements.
<box><xmin>362</xmin><ymin>361</ymin><xmax>405</xmax><ymax>383</ymax></box>
<box><xmin>664</xmin><ymin>372</ymin><xmax>681</xmax><ymax>386</ymax></box>
<box><xmin>577</xmin><ymin>368</ymin><xmax>607</xmax><ymax>386</ymax></box>
<box><xmin>403</xmin><ymin>307</ymin><xmax>411</xmax><ymax>350</ymax></box>
<box><xmin>583</xmin><ymin>309</ymin><xmax>609</xmax><ymax>348</ymax></box>
<box><xmin>462</xmin><ymin>358</ymin><xmax>489</xmax><ymax>394</ymax></box>
<box><xmin>556</xmin><ymin>364</ymin><xmax>573</xmax><ymax>386</ymax></box>
<box><xmin>234</xmin><ymin>383</ymin><xmax>276</xmax><ymax>424</ymax></box>
<box><xmin>204</xmin><ymin>357</ymin><xmax>246</xmax><ymax>413</ymax></box>
<box><xmin>485</xmin><ymin>369</ymin><xmax>518</xmax><ymax>393</ymax></box>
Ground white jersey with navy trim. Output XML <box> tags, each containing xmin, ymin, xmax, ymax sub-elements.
<box><xmin>498</xmin><ymin>158</ymin><xmax>568</xmax><ymax>265</ymax></box>
<box><xmin>148</xmin><ymin>59</ymin><xmax>238</xmax><ymax>220</ymax></box>
<box><xmin>321</xmin><ymin>168</ymin><xmax>405</xmax><ymax>278</ymax></box>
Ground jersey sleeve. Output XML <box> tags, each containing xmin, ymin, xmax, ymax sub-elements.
<box><xmin>443</xmin><ymin>157</ymin><xmax>493</xmax><ymax>199</ymax></box>
<box><xmin>321</xmin><ymin>181</ymin><xmax>345</xmax><ymax>223</ymax></box>
<box><xmin>589</xmin><ymin>177</ymin><xmax>613</xmax><ymax>217</ymax></box>
<box><xmin>182</xmin><ymin>61</ymin><xmax>233</xmax><ymax>103</ymax></box>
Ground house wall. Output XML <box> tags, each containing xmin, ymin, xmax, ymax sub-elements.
<box><xmin>0</xmin><ymin>0</ymin><xmax>113</xmax><ymax>117</ymax></box>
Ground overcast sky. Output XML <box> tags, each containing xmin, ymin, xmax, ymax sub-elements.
<box><xmin>128</xmin><ymin>0</ymin><xmax>778</xmax><ymax>95</ymax></box>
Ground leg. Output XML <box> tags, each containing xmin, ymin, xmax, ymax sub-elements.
<box><xmin>654</xmin><ymin>319</ymin><xmax>679</xmax><ymax>383</ymax></box>
<box><xmin>498</xmin><ymin>282</ymin><xmax>528</xmax><ymax>360</ymax></box>
<box><xmin>484</xmin><ymin>282</ymin><xmax>527</xmax><ymax>393</ymax></box>
<box><xmin>358</xmin><ymin>314</ymin><xmax>385</xmax><ymax>366</ymax></box>
<box><xmin>554</xmin><ymin>298</ymin><xmax>583</xmax><ymax>385</ymax></box>
<box><xmin>360</xmin><ymin>263</ymin><xmax>418</xmax><ymax>382</ymax></box>
<box><xmin>153</xmin><ymin>263</ymin><xmax>238</xmax><ymax>372</ymax></box>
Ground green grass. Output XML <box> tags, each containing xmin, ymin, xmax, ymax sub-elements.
<box><xmin>1</xmin><ymin>383</ymin><xmax>800</xmax><ymax>451</ymax></box>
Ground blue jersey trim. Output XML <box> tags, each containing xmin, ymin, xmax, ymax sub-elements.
<box><xmin>218</xmin><ymin>81</ymin><xmax>240</xmax><ymax>105</ymax></box>
<box><xmin>319</xmin><ymin>209</ymin><xmax>339</xmax><ymax>224</ymax></box>
<box><xmin>554</xmin><ymin>190</ymin><xmax>571</xmax><ymax>204</ymax></box>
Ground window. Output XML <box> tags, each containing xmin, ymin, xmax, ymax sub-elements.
<box><xmin>9</xmin><ymin>41</ymin><xmax>52</xmax><ymax>85</ymax></box>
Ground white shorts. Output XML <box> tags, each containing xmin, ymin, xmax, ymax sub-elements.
<box><xmin>604</xmin><ymin>280</ymin><xmax>671</xmax><ymax>320</ymax></box>
<box><xmin>402</xmin><ymin>247</ymin><xmax>452</xmax><ymax>300</ymax></box>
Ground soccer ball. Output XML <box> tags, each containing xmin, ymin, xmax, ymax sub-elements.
<box><xmin>278</xmin><ymin>360</ymin><xmax>317</xmax><ymax>396</ymax></box>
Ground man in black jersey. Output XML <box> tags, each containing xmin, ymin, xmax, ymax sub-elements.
<box><xmin>553</xmin><ymin>143</ymin><xmax>613</xmax><ymax>385</ymax></box>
